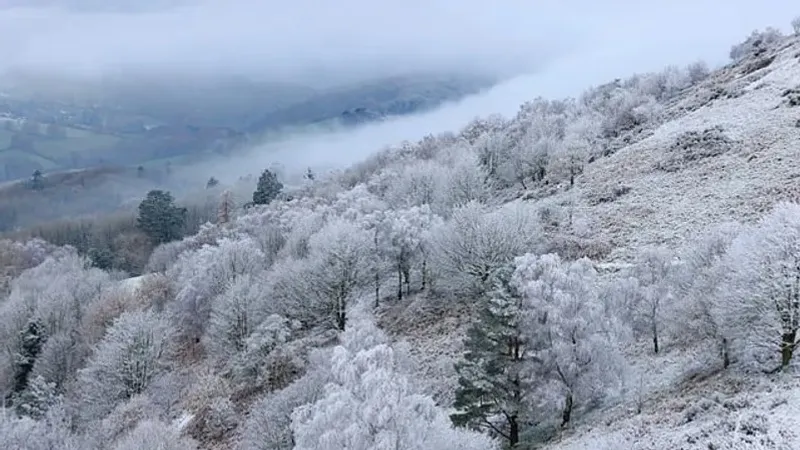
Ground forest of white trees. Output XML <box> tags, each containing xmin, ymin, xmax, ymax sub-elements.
<box><xmin>1</xmin><ymin>23</ymin><xmax>799</xmax><ymax>450</ymax></box>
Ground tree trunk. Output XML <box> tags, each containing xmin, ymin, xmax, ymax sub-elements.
<box><xmin>722</xmin><ymin>337</ymin><xmax>730</xmax><ymax>369</ymax></box>
<box><xmin>781</xmin><ymin>330</ymin><xmax>796</xmax><ymax>368</ymax></box>
<box><xmin>561</xmin><ymin>392</ymin><xmax>574</xmax><ymax>427</ymax></box>
<box><xmin>421</xmin><ymin>258</ymin><xmax>427</xmax><ymax>291</ymax></box>
<box><xmin>374</xmin><ymin>230</ymin><xmax>380</xmax><ymax>308</ymax></box>
<box><xmin>374</xmin><ymin>271</ymin><xmax>380</xmax><ymax>308</ymax></box>
<box><xmin>509</xmin><ymin>415</ymin><xmax>519</xmax><ymax>448</ymax></box>
<box><xmin>397</xmin><ymin>267</ymin><xmax>403</xmax><ymax>301</ymax></box>
<box><xmin>336</xmin><ymin>298</ymin><xmax>346</xmax><ymax>331</ymax></box>
<box><xmin>652</xmin><ymin>322</ymin><xmax>659</xmax><ymax>354</ymax></box>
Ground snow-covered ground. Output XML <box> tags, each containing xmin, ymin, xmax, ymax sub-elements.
<box><xmin>553</xmin><ymin>35</ymin><xmax>800</xmax><ymax>261</ymax></box>
<box><xmin>549</xmin><ymin>368</ymin><xmax>800</xmax><ymax>450</ymax></box>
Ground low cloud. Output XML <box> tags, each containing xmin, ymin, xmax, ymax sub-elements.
<box><xmin>179</xmin><ymin>0</ymin><xmax>797</xmax><ymax>183</ymax></box>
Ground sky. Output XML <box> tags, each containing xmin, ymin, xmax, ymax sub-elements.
<box><xmin>0</xmin><ymin>1</ymin><xmax>796</xmax><ymax>78</ymax></box>
<box><xmin>0</xmin><ymin>0</ymin><xmax>796</xmax><ymax>84</ymax></box>
<box><xmin>1</xmin><ymin>0</ymin><xmax>799</xmax><ymax>181</ymax></box>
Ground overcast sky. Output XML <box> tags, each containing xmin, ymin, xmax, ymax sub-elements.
<box><xmin>1</xmin><ymin>0</ymin><xmax>794</xmax><ymax>86</ymax></box>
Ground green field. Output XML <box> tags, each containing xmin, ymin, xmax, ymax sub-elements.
<box><xmin>0</xmin><ymin>125</ymin><xmax>128</xmax><ymax>181</ymax></box>
<box><xmin>34</xmin><ymin>132</ymin><xmax>122</xmax><ymax>161</ymax></box>
<box><xmin>0</xmin><ymin>149</ymin><xmax>59</xmax><ymax>170</ymax></box>
<box><xmin>0</xmin><ymin>129</ymin><xmax>14</xmax><ymax>148</ymax></box>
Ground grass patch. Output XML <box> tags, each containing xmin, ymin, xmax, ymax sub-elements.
<box><xmin>34</xmin><ymin>132</ymin><xmax>122</xmax><ymax>161</ymax></box>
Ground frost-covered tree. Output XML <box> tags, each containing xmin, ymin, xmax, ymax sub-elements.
<box><xmin>548</xmin><ymin>114</ymin><xmax>600</xmax><ymax>187</ymax></box>
<box><xmin>218</xmin><ymin>190</ymin><xmax>236</xmax><ymax>224</ymax></box>
<box><xmin>382</xmin><ymin>205</ymin><xmax>442</xmax><ymax>300</ymax></box>
<box><xmin>0</xmin><ymin>404</ymin><xmax>84</xmax><ymax>450</ymax></box>
<box><xmin>435</xmin><ymin>151</ymin><xmax>491</xmax><ymax>214</ymax></box>
<box><xmin>673</xmin><ymin>222</ymin><xmax>742</xmax><ymax>368</ymax></box>
<box><xmin>514</xmin><ymin>254</ymin><xmax>625</xmax><ymax>427</ymax></box>
<box><xmin>793</xmin><ymin>16</ymin><xmax>800</xmax><ymax>35</ymax></box>
<box><xmin>720</xmin><ymin>203</ymin><xmax>800</xmax><ymax>370</ymax></box>
<box><xmin>308</xmin><ymin>220</ymin><xmax>373</xmax><ymax>330</ymax></box>
<box><xmin>451</xmin><ymin>264</ymin><xmax>534</xmax><ymax>448</ymax></box>
<box><xmin>0</xmin><ymin>251</ymin><xmax>110</xmax><ymax>399</ymax></box>
<box><xmin>76</xmin><ymin>310</ymin><xmax>174</xmax><ymax>423</ymax></box>
<box><xmin>30</xmin><ymin>330</ymin><xmax>84</xmax><ymax>395</ymax></box>
<box><xmin>729</xmin><ymin>27</ymin><xmax>783</xmax><ymax>61</ymax></box>
<box><xmin>459</xmin><ymin>114</ymin><xmax>507</xmax><ymax>145</ymax></box>
<box><xmin>384</xmin><ymin>160</ymin><xmax>441</xmax><ymax>209</ymax></box>
<box><xmin>111</xmin><ymin>419</ymin><xmax>198</xmax><ymax>450</ymax></box>
<box><xmin>431</xmin><ymin>201</ymin><xmax>540</xmax><ymax>295</ymax></box>
<box><xmin>231</xmin><ymin>314</ymin><xmax>301</xmax><ymax>387</ymax></box>
<box><xmin>169</xmin><ymin>237</ymin><xmax>265</xmax><ymax>344</ymax></box>
<box><xmin>580</xmin><ymin>79</ymin><xmax>662</xmax><ymax>139</ymax></box>
<box><xmin>475</xmin><ymin>129</ymin><xmax>551</xmax><ymax>190</ymax></box>
<box><xmin>631</xmin><ymin>246</ymin><xmax>676</xmax><ymax>354</ymax></box>
<box><xmin>205</xmin><ymin>274</ymin><xmax>267</xmax><ymax>364</ymax></box>
<box><xmin>686</xmin><ymin>60</ymin><xmax>710</xmax><ymax>84</ymax></box>
<box><xmin>14</xmin><ymin>374</ymin><xmax>58</xmax><ymax>419</ymax></box>
<box><xmin>238</xmin><ymin>358</ymin><xmax>327</xmax><ymax>450</ymax></box>
<box><xmin>291</xmin><ymin>316</ymin><xmax>497</xmax><ymax>450</ymax></box>
<box><xmin>271</xmin><ymin>220</ymin><xmax>372</xmax><ymax>330</ymax></box>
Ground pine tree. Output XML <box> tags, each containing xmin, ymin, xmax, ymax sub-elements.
<box><xmin>136</xmin><ymin>190</ymin><xmax>187</xmax><ymax>244</ymax></box>
<box><xmin>451</xmin><ymin>264</ymin><xmax>533</xmax><ymax>448</ymax></box>
<box><xmin>206</xmin><ymin>176</ymin><xmax>220</xmax><ymax>189</ymax></box>
<box><xmin>12</xmin><ymin>319</ymin><xmax>46</xmax><ymax>396</ymax></box>
<box><xmin>15</xmin><ymin>375</ymin><xmax>58</xmax><ymax>419</ymax></box>
<box><xmin>252</xmin><ymin>169</ymin><xmax>283</xmax><ymax>205</ymax></box>
<box><xmin>30</xmin><ymin>169</ymin><xmax>44</xmax><ymax>190</ymax></box>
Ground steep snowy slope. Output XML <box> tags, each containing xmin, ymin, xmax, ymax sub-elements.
<box><xmin>562</xmin><ymin>35</ymin><xmax>800</xmax><ymax>261</ymax></box>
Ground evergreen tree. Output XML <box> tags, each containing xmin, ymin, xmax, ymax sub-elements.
<box><xmin>88</xmin><ymin>246</ymin><xmax>115</xmax><ymax>270</ymax></box>
<box><xmin>15</xmin><ymin>375</ymin><xmax>58</xmax><ymax>419</ymax></box>
<box><xmin>252</xmin><ymin>168</ymin><xmax>283</xmax><ymax>205</ymax></box>
<box><xmin>451</xmin><ymin>264</ymin><xmax>534</xmax><ymax>448</ymax></box>
<box><xmin>30</xmin><ymin>169</ymin><xmax>44</xmax><ymax>190</ymax></box>
<box><xmin>136</xmin><ymin>190</ymin><xmax>187</xmax><ymax>244</ymax></box>
<box><xmin>304</xmin><ymin>167</ymin><xmax>315</xmax><ymax>181</ymax></box>
<box><xmin>12</xmin><ymin>319</ymin><xmax>46</xmax><ymax>396</ymax></box>
<box><xmin>206</xmin><ymin>176</ymin><xmax>220</xmax><ymax>189</ymax></box>
<box><xmin>136</xmin><ymin>166</ymin><xmax>145</xmax><ymax>178</ymax></box>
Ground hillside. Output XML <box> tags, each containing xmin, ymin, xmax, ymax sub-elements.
<box><xmin>385</xmin><ymin>30</ymin><xmax>800</xmax><ymax>450</ymax></box>
<box><xmin>554</xmin><ymin>35</ymin><xmax>800</xmax><ymax>260</ymax></box>
<box><xmin>536</xmin><ymin>31</ymin><xmax>800</xmax><ymax>450</ymax></box>
<box><xmin>2</xmin><ymin>23</ymin><xmax>800</xmax><ymax>450</ymax></box>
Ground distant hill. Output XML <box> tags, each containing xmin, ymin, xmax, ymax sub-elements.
<box><xmin>0</xmin><ymin>72</ymin><xmax>495</xmax><ymax>182</ymax></box>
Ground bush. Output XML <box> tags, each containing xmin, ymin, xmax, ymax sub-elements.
<box><xmin>111</xmin><ymin>419</ymin><xmax>197</xmax><ymax>450</ymax></box>
<box><xmin>729</xmin><ymin>28</ymin><xmax>783</xmax><ymax>61</ymax></box>
<box><xmin>184</xmin><ymin>397</ymin><xmax>238</xmax><ymax>444</ymax></box>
